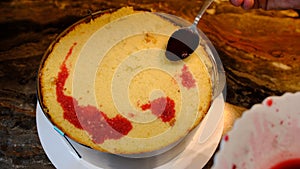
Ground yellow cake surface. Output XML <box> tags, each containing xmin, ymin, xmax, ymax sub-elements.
<box><xmin>39</xmin><ymin>7</ymin><xmax>212</xmax><ymax>154</ymax></box>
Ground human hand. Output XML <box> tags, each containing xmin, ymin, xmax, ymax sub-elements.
<box><xmin>230</xmin><ymin>0</ymin><xmax>300</xmax><ymax>10</ymax></box>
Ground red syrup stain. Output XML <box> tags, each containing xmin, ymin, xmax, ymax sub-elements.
<box><xmin>224</xmin><ymin>134</ymin><xmax>229</xmax><ymax>142</ymax></box>
<box><xmin>140</xmin><ymin>97</ymin><xmax>176</xmax><ymax>123</ymax></box>
<box><xmin>55</xmin><ymin>43</ymin><xmax>132</xmax><ymax>144</ymax></box>
<box><xmin>270</xmin><ymin>158</ymin><xmax>300</xmax><ymax>169</ymax></box>
<box><xmin>280</xmin><ymin>120</ymin><xmax>284</xmax><ymax>125</ymax></box>
<box><xmin>180</xmin><ymin>64</ymin><xmax>196</xmax><ymax>89</ymax></box>
<box><xmin>266</xmin><ymin>98</ymin><xmax>273</xmax><ymax>107</ymax></box>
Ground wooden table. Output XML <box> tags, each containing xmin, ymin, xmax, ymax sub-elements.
<box><xmin>0</xmin><ymin>0</ymin><xmax>299</xmax><ymax>168</ymax></box>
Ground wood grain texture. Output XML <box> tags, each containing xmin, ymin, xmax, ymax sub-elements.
<box><xmin>198</xmin><ymin>3</ymin><xmax>300</xmax><ymax>108</ymax></box>
<box><xmin>0</xmin><ymin>0</ymin><xmax>299</xmax><ymax>168</ymax></box>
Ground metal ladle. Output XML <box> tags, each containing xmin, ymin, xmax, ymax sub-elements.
<box><xmin>166</xmin><ymin>0</ymin><xmax>214</xmax><ymax>61</ymax></box>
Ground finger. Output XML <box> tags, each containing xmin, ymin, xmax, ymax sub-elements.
<box><xmin>242</xmin><ymin>0</ymin><xmax>255</xmax><ymax>9</ymax></box>
<box><xmin>230</xmin><ymin>0</ymin><xmax>244</xmax><ymax>6</ymax></box>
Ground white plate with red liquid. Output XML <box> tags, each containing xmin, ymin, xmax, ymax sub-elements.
<box><xmin>36</xmin><ymin>93</ymin><xmax>225</xmax><ymax>169</ymax></box>
<box><xmin>212</xmin><ymin>92</ymin><xmax>300</xmax><ymax>169</ymax></box>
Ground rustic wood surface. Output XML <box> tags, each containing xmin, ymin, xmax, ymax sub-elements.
<box><xmin>0</xmin><ymin>0</ymin><xmax>299</xmax><ymax>168</ymax></box>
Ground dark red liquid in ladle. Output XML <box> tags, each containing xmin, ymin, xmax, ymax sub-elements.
<box><xmin>165</xmin><ymin>27</ymin><xmax>199</xmax><ymax>61</ymax></box>
<box><xmin>270</xmin><ymin>158</ymin><xmax>300</xmax><ymax>169</ymax></box>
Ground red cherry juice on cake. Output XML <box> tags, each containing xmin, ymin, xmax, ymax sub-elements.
<box><xmin>55</xmin><ymin>43</ymin><xmax>132</xmax><ymax>144</ymax></box>
<box><xmin>140</xmin><ymin>96</ymin><xmax>175</xmax><ymax>123</ymax></box>
<box><xmin>270</xmin><ymin>158</ymin><xmax>300</xmax><ymax>169</ymax></box>
<box><xmin>180</xmin><ymin>64</ymin><xmax>196</xmax><ymax>89</ymax></box>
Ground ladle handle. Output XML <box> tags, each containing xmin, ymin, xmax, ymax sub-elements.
<box><xmin>193</xmin><ymin>0</ymin><xmax>214</xmax><ymax>26</ymax></box>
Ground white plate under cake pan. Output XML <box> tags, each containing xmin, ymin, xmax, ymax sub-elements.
<box><xmin>37</xmin><ymin>93</ymin><xmax>225</xmax><ymax>169</ymax></box>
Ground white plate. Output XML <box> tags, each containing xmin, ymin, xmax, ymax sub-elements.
<box><xmin>36</xmin><ymin>93</ymin><xmax>224</xmax><ymax>169</ymax></box>
<box><xmin>212</xmin><ymin>92</ymin><xmax>300</xmax><ymax>169</ymax></box>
